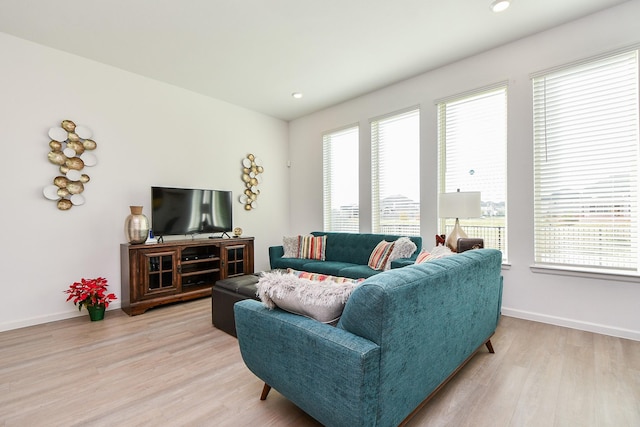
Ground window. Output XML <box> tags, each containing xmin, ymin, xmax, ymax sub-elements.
<box><xmin>371</xmin><ymin>108</ymin><xmax>420</xmax><ymax>235</ymax></box>
<box><xmin>438</xmin><ymin>86</ymin><xmax>508</xmax><ymax>257</ymax></box>
<box><xmin>533</xmin><ymin>50</ymin><xmax>639</xmax><ymax>272</ymax></box>
<box><xmin>323</xmin><ymin>126</ymin><xmax>359</xmax><ymax>232</ymax></box>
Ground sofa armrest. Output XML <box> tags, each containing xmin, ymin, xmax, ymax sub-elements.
<box><xmin>390</xmin><ymin>258</ymin><xmax>415</xmax><ymax>268</ymax></box>
<box><xmin>268</xmin><ymin>245</ymin><xmax>284</xmax><ymax>269</ymax></box>
<box><xmin>234</xmin><ymin>299</ymin><xmax>381</xmax><ymax>427</ymax></box>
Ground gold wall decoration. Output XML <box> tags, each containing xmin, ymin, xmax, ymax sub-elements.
<box><xmin>239</xmin><ymin>154</ymin><xmax>263</xmax><ymax>211</ymax></box>
<box><xmin>42</xmin><ymin>119</ymin><xmax>98</xmax><ymax>210</ymax></box>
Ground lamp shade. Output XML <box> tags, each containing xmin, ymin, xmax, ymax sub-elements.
<box><xmin>439</xmin><ymin>191</ymin><xmax>481</xmax><ymax>219</ymax></box>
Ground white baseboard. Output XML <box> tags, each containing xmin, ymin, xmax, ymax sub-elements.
<box><xmin>0</xmin><ymin>302</ymin><xmax>122</xmax><ymax>333</ymax></box>
<box><xmin>501</xmin><ymin>307</ymin><xmax>640</xmax><ymax>342</ymax></box>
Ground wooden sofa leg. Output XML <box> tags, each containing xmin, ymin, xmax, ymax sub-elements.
<box><xmin>485</xmin><ymin>339</ymin><xmax>495</xmax><ymax>354</ymax></box>
<box><xmin>260</xmin><ymin>383</ymin><xmax>272</xmax><ymax>400</ymax></box>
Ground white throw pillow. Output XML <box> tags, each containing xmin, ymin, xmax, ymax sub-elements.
<box><xmin>282</xmin><ymin>235</ymin><xmax>302</xmax><ymax>258</ymax></box>
<box><xmin>256</xmin><ymin>270</ymin><xmax>361</xmax><ymax>324</ymax></box>
<box><xmin>385</xmin><ymin>237</ymin><xmax>418</xmax><ymax>270</ymax></box>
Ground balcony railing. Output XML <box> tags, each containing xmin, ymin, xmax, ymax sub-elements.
<box><xmin>379</xmin><ymin>224</ymin><xmax>420</xmax><ymax>236</ymax></box>
<box><xmin>378</xmin><ymin>224</ymin><xmax>506</xmax><ymax>254</ymax></box>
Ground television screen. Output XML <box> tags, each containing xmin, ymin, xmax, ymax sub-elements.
<box><xmin>151</xmin><ymin>187</ymin><xmax>232</xmax><ymax>237</ymax></box>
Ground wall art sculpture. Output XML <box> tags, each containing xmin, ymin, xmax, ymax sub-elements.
<box><xmin>239</xmin><ymin>154</ymin><xmax>263</xmax><ymax>211</ymax></box>
<box><xmin>42</xmin><ymin>120</ymin><xmax>98</xmax><ymax>210</ymax></box>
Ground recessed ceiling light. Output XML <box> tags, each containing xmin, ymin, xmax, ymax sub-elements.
<box><xmin>491</xmin><ymin>0</ymin><xmax>510</xmax><ymax>12</ymax></box>
<box><xmin>292</xmin><ymin>92</ymin><xmax>303</xmax><ymax>99</ymax></box>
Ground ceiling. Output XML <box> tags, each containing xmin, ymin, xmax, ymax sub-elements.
<box><xmin>0</xmin><ymin>0</ymin><xmax>631</xmax><ymax>121</ymax></box>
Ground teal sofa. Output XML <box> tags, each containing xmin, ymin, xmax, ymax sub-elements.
<box><xmin>269</xmin><ymin>231</ymin><xmax>423</xmax><ymax>279</ymax></box>
<box><xmin>235</xmin><ymin>249</ymin><xmax>503</xmax><ymax>427</ymax></box>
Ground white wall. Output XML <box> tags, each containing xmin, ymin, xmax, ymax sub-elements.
<box><xmin>288</xmin><ymin>1</ymin><xmax>640</xmax><ymax>341</ymax></box>
<box><xmin>0</xmin><ymin>33</ymin><xmax>290</xmax><ymax>331</ymax></box>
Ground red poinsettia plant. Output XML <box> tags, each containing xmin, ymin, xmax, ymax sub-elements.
<box><xmin>64</xmin><ymin>277</ymin><xmax>117</xmax><ymax>310</ymax></box>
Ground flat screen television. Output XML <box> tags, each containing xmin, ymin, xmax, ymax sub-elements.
<box><xmin>151</xmin><ymin>186</ymin><xmax>233</xmax><ymax>238</ymax></box>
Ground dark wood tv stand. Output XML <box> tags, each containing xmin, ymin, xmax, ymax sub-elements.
<box><xmin>120</xmin><ymin>237</ymin><xmax>254</xmax><ymax>315</ymax></box>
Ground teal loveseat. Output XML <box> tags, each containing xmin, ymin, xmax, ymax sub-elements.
<box><xmin>235</xmin><ymin>248</ymin><xmax>503</xmax><ymax>426</ymax></box>
<box><xmin>269</xmin><ymin>231</ymin><xmax>423</xmax><ymax>279</ymax></box>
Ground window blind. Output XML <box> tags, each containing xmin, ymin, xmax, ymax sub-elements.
<box><xmin>322</xmin><ymin>126</ymin><xmax>359</xmax><ymax>232</ymax></box>
<box><xmin>437</xmin><ymin>87</ymin><xmax>508</xmax><ymax>256</ymax></box>
<box><xmin>371</xmin><ymin>108</ymin><xmax>420</xmax><ymax>235</ymax></box>
<box><xmin>533</xmin><ymin>50</ymin><xmax>639</xmax><ymax>271</ymax></box>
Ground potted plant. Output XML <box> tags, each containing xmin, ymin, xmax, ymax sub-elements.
<box><xmin>64</xmin><ymin>277</ymin><xmax>117</xmax><ymax>321</ymax></box>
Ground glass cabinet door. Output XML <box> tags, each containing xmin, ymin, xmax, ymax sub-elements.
<box><xmin>223</xmin><ymin>244</ymin><xmax>245</xmax><ymax>277</ymax></box>
<box><xmin>140</xmin><ymin>250</ymin><xmax>179</xmax><ymax>298</ymax></box>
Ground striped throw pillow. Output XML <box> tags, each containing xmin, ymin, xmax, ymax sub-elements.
<box><xmin>415</xmin><ymin>246</ymin><xmax>454</xmax><ymax>264</ymax></box>
<box><xmin>415</xmin><ymin>251</ymin><xmax>431</xmax><ymax>263</ymax></box>
<box><xmin>287</xmin><ymin>268</ymin><xmax>365</xmax><ymax>284</ymax></box>
<box><xmin>297</xmin><ymin>235</ymin><xmax>327</xmax><ymax>260</ymax></box>
<box><xmin>368</xmin><ymin>240</ymin><xmax>396</xmax><ymax>271</ymax></box>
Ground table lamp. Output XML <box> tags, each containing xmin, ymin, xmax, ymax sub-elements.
<box><xmin>438</xmin><ymin>190</ymin><xmax>481</xmax><ymax>252</ymax></box>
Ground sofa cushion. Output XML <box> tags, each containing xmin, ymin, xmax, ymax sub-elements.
<box><xmin>368</xmin><ymin>240</ymin><xmax>396</xmax><ymax>271</ymax></box>
<box><xmin>301</xmin><ymin>260</ymin><xmax>358</xmax><ymax>276</ymax></box>
<box><xmin>271</xmin><ymin>256</ymin><xmax>314</xmax><ymax>270</ymax></box>
<box><xmin>337</xmin><ymin>265</ymin><xmax>380</xmax><ymax>279</ymax></box>
<box><xmin>298</xmin><ymin>235</ymin><xmax>327</xmax><ymax>260</ymax></box>
<box><xmin>256</xmin><ymin>270</ymin><xmax>360</xmax><ymax>324</ymax></box>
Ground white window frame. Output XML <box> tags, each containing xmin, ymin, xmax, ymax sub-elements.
<box><xmin>323</xmin><ymin>125</ymin><xmax>360</xmax><ymax>232</ymax></box>
<box><xmin>437</xmin><ymin>84</ymin><xmax>508</xmax><ymax>259</ymax></box>
<box><xmin>371</xmin><ymin>107</ymin><xmax>420</xmax><ymax>236</ymax></box>
<box><xmin>532</xmin><ymin>48</ymin><xmax>640</xmax><ymax>277</ymax></box>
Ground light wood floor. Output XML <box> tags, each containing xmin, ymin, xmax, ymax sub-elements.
<box><xmin>1</xmin><ymin>299</ymin><xmax>639</xmax><ymax>427</ymax></box>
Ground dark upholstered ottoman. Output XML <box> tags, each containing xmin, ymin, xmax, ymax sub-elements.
<box><xmin>212</xmin><ymin>274</ymin><xmax>260</xmax><ymax>337</ymax></box>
